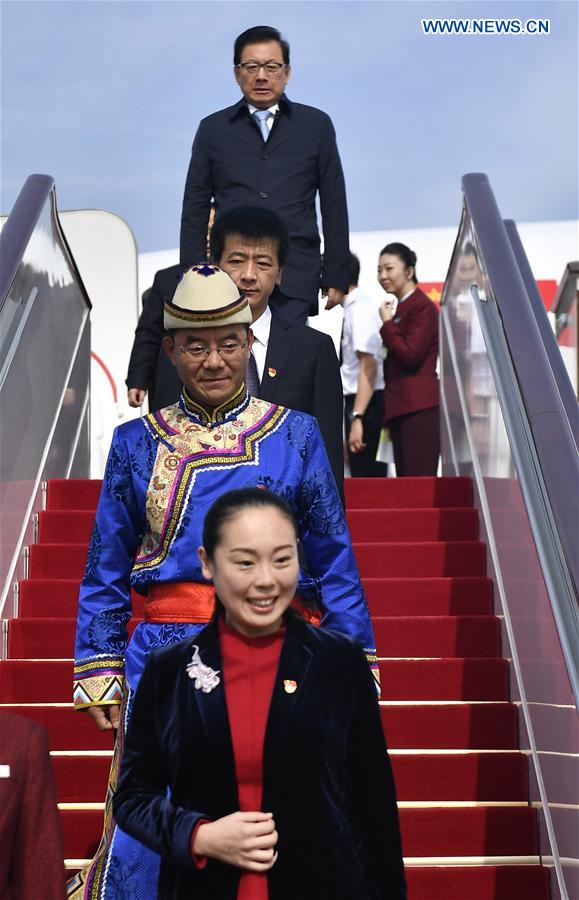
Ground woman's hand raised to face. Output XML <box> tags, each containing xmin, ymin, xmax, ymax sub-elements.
<box><xmin>379</xmin><ymin>299</ymin><xmax>395</xmax><ymax>323</ymax></box>
<box><xmin>193</xmin><ymin>811</ymin><xmax>278</xmax><ymax>871</ymax></box>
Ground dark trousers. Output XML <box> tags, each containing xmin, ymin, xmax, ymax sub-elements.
<box><xmin>389</xmin><ymin>406</ymin><xmax>440</xmax><ymax>476</ymax></box>
<box><xmin>269</xmin><ymin>286</ymin><xmax>315</xmax><ymax>327</ymax></box>
<box><xmin>344</xmin><ymin>391</ymin><xmax>388</xmax><ymax>478</ymax></box>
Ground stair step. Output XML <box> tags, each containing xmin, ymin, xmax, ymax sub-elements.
<box><xmin>60</xmin><ymin>809</ymin><xmax>104</xmax><ymax>859</ymax></box>
<box><xmin>28</xmin><ymin>540</ymin><xmax>487</xmax><ymax>580</ymax></box>
<box><xmin>378</xmin><ymin>658</ymin><xmax>509</xmax><ymax>700</ymax></box>
<box><xmin>373</xmin><ymin>616</ymin><xmax>501</xmax><ymax>658</ymax></box>
<box><xmin>7</xmin><ymin>616</ymin><xmax>502</xmax><ymax>660</ymax></box>
<box><xmin>28</xmin><ymin>545</ymin><xmax>88</xmax><ymax>579</ymax></box>
<box><xmin>380</xmin><ymin>703</ymin><xmax>518</xmax><ymax>750</ymax></box>
<box><xmin>46</xmin><ymin>477</ymin><xmax>476</xmax><ymax>513</ymax></box>
<box><xmin>51</xmin><ymin>750</ymin><xmax>527</xmax><ymax>804</ymax></box>
<box><xmin>18</xmin><ymin>580</ymin><xmax>145</xmax><ymax>618</ymax></box>
<box><xmin>46</xmin><ymin>480</ymin><xmax>102</xmax><ymax>511</ymax></box>
<box><xmin>52</xmin><ymin>754</ymin><xmax>112</xmax><ymax>802</ymax></box>
<box><xmin>405</xmin><ymin>864</ymin><xmax>549</xmax><ymax>900</ymax></box>
<box><xmin>18</xmin><ymin>577</ymin><xmax>493</xmax><ymax>618</ymax></box>
<box><xmin>57</xmin><ymin>805</ymin><xmax>539</xmax><ymax>860</ymax></box>
<box><xmin>0</xmin><ymin>662</ymin><xmax>76</xmax><ymax>701</ymax></box>
<box><xmin>38</xmin><ymin>507</ymin><xmax>481</xmax><ymax>546</ymax></box>
<box><xmin>400</xmin><ymin>806</ymin><xmax>539</xmax><ymax>857</ymax></box>
<box><xmin>7</xmin><ymin>618</ymin><xmax>139</xmax><ymax>659</ymax></box>
<box><xmin>355</xmin><ymin>542</ymin><xmax>486</xmax><ymax>577</ymax></box>
<box><xmin>60</xmin><ymin>859</ymin><xmax>550</xmax><ymax>900</ymax></box>
<box><xmin>365</xmin><ymin>578</ymin><xmax>493</xmax><ymax>616</ymax></box>
<box><xmin>391</xmin><ymin>752</ymin><xmax>527</xmax><ymax>801</ymax></box>
<box><xmin>3</xmin><ymin>702</ymin><xmax>517</xmax><ymax>751</ymax></box>
<box><xmin>0</xmin><ymin>706</ymin><xmax>115</xmax><ymax>750</ymax></box>
<box><xmin>49</xmin><ymin>477</ymin><xmax>476</xmax><ymax>512</ymax></box>
<box><xmin>0</xmin><ymin>658</ymin><xmax>510</xmax><ymax>703</ymax></box>
<box><xmin>345</xmin><ymin>477</ymin><xmax>473</xmax><ymax>509</ymax></box>
<box><xmin>38</xmin><ymin>510</ymin><xmax>95</xmax><ymax>544</ymax></box>
<box><xmin>347</xmin><ymin>508</ymin><xmax>479</xmax><ymax>542</ymax></box>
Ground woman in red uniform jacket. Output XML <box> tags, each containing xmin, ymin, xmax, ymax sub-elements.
<box><xmin>378</xmin><ymin>243</ymin><xmax>440</xmax><ymax>476</ymax></box>
<box><xmin>113</xmin><ymin>488</ymin><xmax>406</xmax><ymax>900</ymax></box>
<box><xmin>0</xmin><ymin>713</ymin><xmax>65</xmax><ymax>900</ymax></box>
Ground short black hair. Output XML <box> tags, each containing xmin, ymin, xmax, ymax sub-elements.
<box><xmin>210</xmin><ymin>207</ymin><xmax>289</xmax><ymax>267</ymax></box>
<box><xmin>348</xmin><ymin>252</ymin><xmax>360</xmax><ymax>287</ymax></box>
<box><xmin>379</xmin><ymin>242</ymin><xmax>418</xmax><ymax>284</ymax></box>
<box><xmin>234</xmin><ymin>26</ymin><xmax>290</xmax><ymax>65</ymax></box>
<box><xmin>202</xmin><ymin>487</ymin><xmax>297</xmax><ymax>561</ymax></box>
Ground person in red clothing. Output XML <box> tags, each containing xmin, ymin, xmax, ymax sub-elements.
<box><xmin>0</xmin><ymin>712</ymin><xmax>66</xmax><ymax>900</ymax></box>
<box><xmin>378</xmin><ymin>242</ymin><xmax>440</xmax><ymax>476</ymax></box>
<box><xmin>113</xmin><ymin>489</ymin><xmax>406</xmax><ymax>900</ymax></box>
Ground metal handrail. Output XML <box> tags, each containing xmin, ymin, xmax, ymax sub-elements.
<box><xmin>1</xmin><ymin>174</ymin><xmax>54</xmax><ymax>309</ymax></box>
<box><xmin>440</xmin><ymin>175</ymin><xmax>579</xmax><ymax>900</ymax></box>
<box><xmin>504</xmin><ymin>221</ymin><xmax>578</xmax><ymax>446</ymax></box>
<box><xmin>551</xmin><ymin>260</ymin><xmax>579</xmax><ymax>325</ymax></box>
<box><xmin>461</xmin><ymin>174</ymin><xmax>579</xmax><ymax>603</ymax></box>
<box><xmin>0</xmin><ymin>174</ymin><xmax>91</xmax><ymax>617</ymax></box>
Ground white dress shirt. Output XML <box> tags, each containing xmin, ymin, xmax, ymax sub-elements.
<box><xmin>340</xmin><ymin>287</ymin><xmax>385</xmax><ymax>396</ymax></box>
<box><xmin>249</xmin><ymin>305</ymin><xmax>272</xmax><ymax>381</ymax></box>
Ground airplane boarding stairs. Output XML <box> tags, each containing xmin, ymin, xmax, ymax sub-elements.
<box><xmin>0</xmin><ymin>475</ymin><xmax>551</xmax><ymax>899</ymax></box>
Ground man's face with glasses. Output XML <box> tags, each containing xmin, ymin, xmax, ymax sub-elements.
<box><xmin>234</xmin><ymin>40</ymin><xmax>291</xmax><ymax>109</ymax></box>
<box><xmin>163</xmin><ymin>325</ymin><xmax>253</xmax><ymax>410</ymax></box>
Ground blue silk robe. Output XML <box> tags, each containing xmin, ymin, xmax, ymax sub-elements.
<box><xmin>68</xmin><ymin>387</ymin><xmax>376</xmax><ymax>900</ymax></box>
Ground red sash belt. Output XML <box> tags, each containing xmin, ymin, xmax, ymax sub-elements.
<box><xmin>144</xmin><ymin>582</ymin><xmax>215</xmax><ymax>623</ymax></box>
<box><xmin>143</xmin><ymin>582</ymin><xmax>322</xmax><ymax>627</ymax></box>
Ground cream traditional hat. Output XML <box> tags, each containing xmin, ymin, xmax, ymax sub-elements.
<box><xmin>164</xmin><ymin>263</ymin><xmax>251</xmax><ymax>330</ymax></box>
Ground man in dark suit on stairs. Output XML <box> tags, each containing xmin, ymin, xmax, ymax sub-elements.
<box><xmin>211</xmin><ymin>206</ymin><xmax>344</xmax><ymax>501</ymax></box>
<box><xmin>179</xmin><ymin>24</ymin><xmax>350</xmax><ymax>327</ymax></box>
<box><xmin>126</xmin><ymin>266</ymin><xmax>188</xmax><ymax>412</ymax></box>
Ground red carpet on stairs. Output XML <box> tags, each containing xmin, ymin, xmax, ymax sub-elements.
<box><xmin>7</xmin><ymin>613</ymin><xmax>502</xmax><ymax>658</ymax></box>
<box><xmin>0</xmin><ymin>476</ymin><xmax>551</xmax><ymax>900</ymax></box>
<box><xmin>49</xmin><ymin>749</ymin><xmax>529</xmax><ymax>805</ymax></box>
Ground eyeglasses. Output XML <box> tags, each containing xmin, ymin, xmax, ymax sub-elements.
<box><xmin>177</xmin><ymin>340</ymin><xmax>247</xmax><ymax>361</ymax></box>
<box><xmin>235</xmin><ymin>61</ymin><xmax>287</xmax><ymax>76</ymax></box>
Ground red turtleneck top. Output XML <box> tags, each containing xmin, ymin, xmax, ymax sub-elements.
<box><xmin>218</xmin><ymin>618</ymin><xmax>284</xmax><ymax>900</ymax></box>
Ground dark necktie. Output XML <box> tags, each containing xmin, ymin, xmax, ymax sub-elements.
<box><xmin>246</xmin><ymin>352</ymin><xmax>261</xmax><ymax>397</ymax></box>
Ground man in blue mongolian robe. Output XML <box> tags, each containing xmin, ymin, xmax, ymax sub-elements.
<box><xmin>69</xmin><ymin>264</ymin><xmax>378</xmax><ymax>899</ymax></box>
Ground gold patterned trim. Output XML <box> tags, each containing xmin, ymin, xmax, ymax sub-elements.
<box><xmin>181</xmin><ymin>384</ymin><xmax>248</xmax><ymax>425</ymax></box>
<box><xmin>134</xmin><ymin>402</ymin><xmax>288</xmax><ymax>573</ymax></box>
<box><xmin>73</xmin><ymin>658</ymin><xmax>125</xmax><ymax>675</ymax></box>
<box><xmin>73</xmin><ymin>672</ymin><xmax>125</xmax><ymax>710</ymax></box>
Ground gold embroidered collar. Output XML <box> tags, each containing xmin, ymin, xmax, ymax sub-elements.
<box><xmin>180</xmin><ymin>385</ymin><xmax>250</xmax><ymax>427</ymax></box>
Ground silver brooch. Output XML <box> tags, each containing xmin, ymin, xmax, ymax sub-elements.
<box><xmin>186</xmin><ymin>645</ymin><xmax>221</xmax><ymax>693</ymax></box>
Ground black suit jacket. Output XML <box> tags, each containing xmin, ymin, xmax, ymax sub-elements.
<box><xmin>126</xmin><ymin>275</ymin><xmax>344</xmax><ymax>499</ymax></box>
<box><xmin>113</xmin><ymin>613</ymin><xmax>406</xmax><ymax>900</ymax></box>
<box><xmin>125</xmin><ymin>265</ymin><xmax>185</xmax><ymax>411</ymax></box>
<box><xmin>261</xmin><ymin>317</ymin><xmax>344</xmax><ymax>501</ymax></box>
<box><xmin>180</xmin><ymin>95</ymin><xmax>350</xmax><ymax>310</ymax></box>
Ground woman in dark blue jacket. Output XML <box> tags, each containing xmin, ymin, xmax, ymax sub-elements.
<box><xmin>114</xmin><ymin>488</ymin><xmax>406</xmax><ymax>900</ymax></box>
